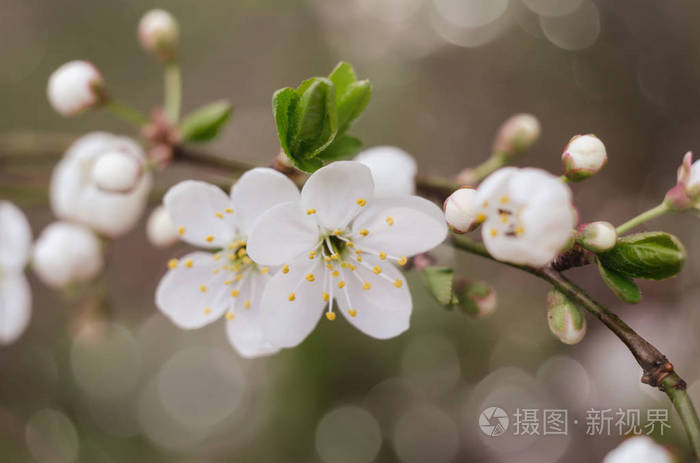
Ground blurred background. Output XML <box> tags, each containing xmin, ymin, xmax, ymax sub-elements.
<box><xmin>1</xmin><ymin>0</ymin><xmax>700</xmax><ymax>461</ymax></box>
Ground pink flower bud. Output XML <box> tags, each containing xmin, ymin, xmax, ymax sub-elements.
<box><xmin>577</xmin><ymin>221</ymin><xmax>616</xmax><ymax>253</ymax></box>
<box><xmin>562</xmin><ymin>134</ymin><xmax>607</xmax><ymax>181</ymax></box>
<box><xmin>492</xmin><ymin>113</ymin><xmax>541</xmax><ymax>157</ymax></box>
<box><xmin>444</xmin><ymin>188</ymin><xmax>481</xmax><ymax>233</ymax></box>
<box><xmin>665</xmin><ymin>151</ymin><xmax>700</xmax><ymax>210</ymax></box>
<box><xmin>47</xmin><ymin>61</ymin><xmax>107</xmax><ymax>116</ymax></box>
<box><xmin>138</xmin><ymin>9</ymin><xmax>179</xmax><ymax>61</ymax></box>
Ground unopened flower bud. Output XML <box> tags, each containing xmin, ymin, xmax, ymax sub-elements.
<box><xmin>562</xmin><ymin>134</ymin><xmax>607</xmax><ymax>181</ymax></box>
<box><xmin>138</xmin><ymin>9</ymin><xmax>179</xmax><ymax>62</ymax></box>
<box><xmin>32</xmin><ymin>222</ymin><xmax>103</xmax><ymax>289</ymax></box>
<box><xmin>47</xmin><ymin>61</ymin><xmax>107</xmax><ymax>116</ymax></box>
<box><xmin>444</xmin><ymin>188</ymin><xmax>481</xmax><ymax>233</ymax></box>
<box><xmin>91</xmin><ymin>151</ymin><xmax>143</xmax><ymax>193</ymax></box>
<box><xmin>355</xmin><ymin>146</ymin><xmax>417</xmax><ymax>197</ymax></box>
<box><xmin>458</xmin><ymin>280</ymin><xmax>496</xmax><ymax>319</ymax></box>
<box><xmin>665</xmin><ymin>151</ymin><xmax>700</xmax><ymax>210</ymax></box>
<box><xmin>577</xmin><ymin>221</ymin><xmax>617</xmax><ymax>253</ymax></box>
<box><xmin>492</xmin><ymin>113</ymin><xmax>541</xmax><ymax>157</ymax></box>
<box><xmin>146</xmin><ymin>205</ymin><xmax>178</xmax><ymax>248</ymax></box>
<box><xmin>547</xmin><ymin>290</ymin><xmax>586</xmax><ymax>345</ymax></box>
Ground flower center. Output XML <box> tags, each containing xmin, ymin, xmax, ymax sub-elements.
<box><xmin>484</xmin><ymin>196</ymin><xmax>525</xmax><ymax>239</ymax></box>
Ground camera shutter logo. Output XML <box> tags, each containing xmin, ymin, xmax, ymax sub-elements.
<box><xmin>479</xmin><ymin>407</ymin><xmax>509</xmax><ymax>437</ymax></box>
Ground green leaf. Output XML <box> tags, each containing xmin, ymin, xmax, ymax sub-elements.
<box><xmin>598</xmin><ymin>232</ymin><xmax>686</xmax><ymax>280</ymax></box>
<box><xmin>317</xmin><ymin>135</ymin><xmax>362</xmax><ymax>161</ymax></box>
<box><xmin>422</xmin><ymin>266</ymin><xmax>457</xmax><ymax>307</ymax></box>
<box><xmin>337</xmin><ymin>80</ymin><xmax>371</xmax><ymax>133</ymax></box>
<box><xmin>180</xmin><ymin>100</ymin><xmax>233</xmax><ymax>142</ymax></box>
<box><xmin>290</xmin><ymin>77</ymin><xmax>337</xmax><ymax>157</ymax></box>
<box><xmin>328</xmin><ymin>61</ymin><xmax>357</xmax><ymax>100</ymax></box>
<box><xmin>596</xmin><ymin>258</ymin><xmax>642</xmax><ymax>304</ymax></box>
<box><xmin>272</xmin><ymin>88</ymin><xmax>297</xmax><ymax>156</ymax></box>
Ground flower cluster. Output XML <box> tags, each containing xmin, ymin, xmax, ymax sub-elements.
<box><xmin>156</xmin><ymin>161</ymin><xmax>446</xmax><ymax>356</ymax></box>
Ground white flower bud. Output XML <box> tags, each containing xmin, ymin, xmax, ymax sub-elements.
<box><xmin>47</xmin><ymin>61</ymin><xmax>107</xmax><ymax>117</ymax></box>
<box><xmin>444</xmin><ymin>188</ymin><xmax>481</xmax><ymax>233</ymax></box>
<box><xmin>547</xmin><ymin>290</ymin><xmax>586</xmax><ymax>345</ymax></box>
<box><xmin>562</xmin><ymin>134</ymin><xmax>607</xmax><ymax>181</ymax></box>
<box><xmin>91</xmin><ymin>151</ymin><xmax>143</xmax><ymax>193</ymax></box>
<box><xmin>32</xmin><ymin>222</ymin><xmax>103</xmax><ymax>289</ymax></box>
<box><xmin>492</xmin><ymin>113</ymin><xmax>541</xmax><ymax>157</ymax></box>
<box><xmin>577</xmin><ymin>221</ymin><xmax>617</xmax><ymax>253</ymax></box>
<box><xmin>146</xmin><ymin>205</ymin><xmax>178</xmax><ymax>248</ymax></box>
<box><xmin>603</xmin><ymin>436</ymin><xmax>674</xmax><ymax>463</ymax></box>
<box><xmin>354</xmin><ymin>146</ymin><xmax>417</xmax><ymax>197</ymax></box>
<box><xmin>138</xmin><ymin>9</ymin><xmax>179</xmax><ymax>61</ymax></box>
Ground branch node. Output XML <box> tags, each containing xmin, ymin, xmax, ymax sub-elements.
<box><xmin>642</xmin><ymin>357</ymin><xmax>674</xmax><ymax>390</ymax></box>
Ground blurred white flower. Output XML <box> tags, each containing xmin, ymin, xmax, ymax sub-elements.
<box><xmin>50</xmin><ymin>132</ymin><xmax>152</xmax><ymax>237</ymax></box>
<box><xmin>577</xmin><ymin>221</ymin><xmax>617</xmax><ymax>253</ymax></box>
<box><xmin>91</xmin><ymin>150</ymin><xmax>143</xmax><ymax>193</ymax></box>
<box><xmin>603</xmin><ymin>436</ymin><xmax>673</xmax><ymax>463</ymax></box>
<box><xmin>247</xmin><ymin>161</ymin><xmax>447</xmax><ymax>348</ymax></box>
<box><xmin>547</xmin><ymin>290</ymin><xmax>586</xmax><ymax>345</ymax></box>
<box><xmin>47</xmin><ymin>61</ymin><xmax>106</xmax><ymax>116</ymax></box>
<box><xmin>476</xmin><ymin>167</ymin><xmax>575</xmax><ymax>267</ymax></box>
<box><xmin>0</xmin><ymin>201</ymin><xmax>32</xmax><ymax>344</ymax></box>
<box><xmin>32</xmin><ymin>222</ymin><xmax>103</xmax><ymax>289</ymax></box>
<box><xmin>138</xmin><ymin>9</ymin><xmax>179</xmax><ymax>61</ymax></box>
<box><xmin>492</xmin><ymin>113</ymin><xmax>541</xmax><ymax>157</ymax></box>
<box><xmin>562</xmin><ymin>134</ymin><xmax>607</xmax><ymax>181</ymax></box>
<box><xmin>156</xmin><ymin>168</ymin><xmax>299</xmax><ymax>358</ymax></box>
<box><xmin>443</xmin><ymin>187</ymin><xmax>481</xmax><ymax>233</ymax></box>
<box><xmin>355</xmin><ymin>146</ymin><xmax>417</xmax><ymax>197</ymax></box>
<box><xmin>146</xmin><ymin>205</ymin><xmax>178</xmax><ymax>248</ymax></box>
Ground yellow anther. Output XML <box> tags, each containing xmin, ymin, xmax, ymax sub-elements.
<box><xmin>397</xmin><ymin>256</ymin><xmax>407</xmax><ymax>266</ymax></box>
<box><xmin>244</xmin><ymin>300</ymin><xmax>251</xmax><ymax>309</ymax></box>
<box><xmin>185</xmin><ymin>259</ymin><xmax>194</xmax><ymax>268</ymax></box>
<box><xmin>338</xmin><ymin>280</ymin><xmax>346</xmax><ymax>289</ymax></box>
<box><xmin>231</xmin><ymin>289</ymin><xmax>240</xmax><ymax>297</ymax></box>
<box><xmin>242</xmin><ymin>256</ymin><xmax>252</xmax><ymax>265</ymax></box>
<box><xmin>168</xmin><ymin>258</ymin><xmax>179</xmax><ymax>269</ymax></box>
<box><xmin>308</xmin><ymin>251</ymin><xmax>316</xmax><ymax>259</ymax></box>
<box><xmin>227</xmin><ymin>253</ymin><xmax>236</xmax><ymax>260</ymax></box>
<box><xmin>372</xmin><ymin>266</ymin><xmax>381</xmax><ymax>274</ymax></box>
<box><xmin>225</xmin><ymin>208</ymin><xmax>234</xmax><ymax>214</ymax></box>
<box><xmin>216</xmin><ymin>212</ymin><xmax>223</xmax><ymax>219</ymax></box>
<box><xmin>213</xmin><ymin>253</ymin><xmax>222</xmax><ymax>261</ymax></box>
<box><xmin>386</xmin><ymin>216</ymin><xmax>394</xmax><ymax>226</ymax></box>
<box><xmin>282</xmin><ymin>264</ymin><xmax>290</xmax><ymax>274</ymax></box>
<box><xmin>362</xmin><ymin>281</ymin><xmax>371</xmax><ymax>290</ymax></box>
<box><xmin>235</xmin><ymin>274</ymin><xmax>243</xmax><ymax>281</ymax></box>
<box><xmin>515</xmin><ymin>226</ymin><xmax>525</xmax><ymax>235</ymax></box>
<box><xmin>224</xmin><ymin>280</ymin><xmax>233</xmax><ymax>285</ymax></box>
<box><xmin>326</xmin><ymin>263</ymin><xmax>334</xmax><ymax>270</ymax></box>
<box><xmin>305</xmin><ymin>273</ymin><xmax>315</xmax><ymax>282</ymax></box>
<box><xmin>482</xmin><ymin>201</ymin><xmax>489</xmax><ymax>208</ymax></box>
<box><xmin>500</xmin><ymin>214</ymin><xmax>508</xmax><ymax>224</ymax></box>
<box><xmin>394</xmin><ymin>278</ymin><xmax>403</xmax><ymax>288</ymax></box>
<box><xmin>356</xmin><ymin>198</ymin><xmax>367</xmax><ymax>206</ymax></box>
<box><xmin>490</xmin><ymin>228</ymin><xmax>499</xmax><ymax>237</ymax></box>
<box><xmin>348</xmin><ymin>264</ymin><xmax>356</xmax><ymax>271</ymax></box>
<box><xmin>237</xmin><ymin>248</ymin><xmax>247</xmax><ymax>257</ymax></box>
<box><xmin>379</xmin><ymin>252</ymin><xmax>387</xmax><ymax>260</ymax></box>
<box><xmin>260</xmin><ymin>266</ymin><xmax>270</xmax><ymax>275</ymax></box>
<box><xmin>177</xmin><ymin>226</ymin><xmax>185</xmax><ymax>236</ymax></box>
<box><xmin>348</xmin><ymin>309</ymin><xmax>357</xmax><ymax>317</ymax></box>
<box><xmin>347</xmin><ymin>241</ymin><xmax>355</xmax><ymax>248</ymax></box>
<box><xmin>500</xmin><ymin>196</ymin><xmax>510</xmax><ymax>204</ymax></box>
<box><xmin>357</xmin><ymin>256</ymin><xmax>363</xmax><ymax>262</ymax></box>
<box><xmin>206</xmin><ymin>235</ymin><xmax>215</xmax><ymax>243</ymax></box>
<box><xmin>237</xmin><ymin>239</ymin><xmax>246</xmax><ymax>247</ymax></box>
<box><xmin>359</xmin><ymin>229</ymin><xmax>369</xmax><ymax>236</ymax></box>
<box><xmin>226</xmin><ymin>313</ymin><xmax>235</xmax><ymax>320</ymax></box>
<box><xmin>228</xmin><ymin>243</ymin><xmax>236</xmax><ymax>249</ymax></box>
<box><xmin>212</xmin><ymin>269</ymin><xmax>220</xmax><ymax>275</ymax></box>
<box><xmin>200</xmin><ymin>284</ymin><xmax>207</xmax><ymax>292</ymax></box>
<box><xmin>204</xmin><ymin>307</ymin><xmax>212</xmax><ymax>315</ymax></box>
<box><xmin>324</xmin><ymin>256</ymin><xmax>331</xmax><ymax>262</ymax></box>
<box><xmin>476</xmin><ymin>213</ymin><xmax>487</xmax><ymax>223</ymax></box>
<box><xmin>331</xmin><ymin>254</ymin><xmax>339</xmax><ymax>261</ymax></box>
<box><xmin>333</xmin><ymin>229</ymin><xmax>342</xmax><ymax>236</ymax></box>
<box><xmin>332</xmin><ymin>270</ymin><xmax>339</xmax><ymax>277</ymax></box>
<box><xmin>288</xmin><ymin>292</ymin><xmax>296</xmax><ymax>301</ymax></box>
<box><xmin>306</xmin><ymin>208</ymin><xmax>317</xmax><ymax>215</ymax></box>
<box><xmin>326</xmin><ymin>312</ymin><xmax>336</xmax><ymax>320</ymax></box>
<box><xmin>322</xmin><ymin>292</ymin><xmax>330</xmax><ymax>302</ymax></box>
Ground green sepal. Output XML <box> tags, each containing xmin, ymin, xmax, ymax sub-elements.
<box><xmin>179</xmin><ymin>100</ymin><xmax>233</xmax><ymax>142</ymax></box>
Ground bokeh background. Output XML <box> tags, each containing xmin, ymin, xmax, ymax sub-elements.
<box><xmin>1</xmin><ymin>0</ymin><xmax>700</xmax><ymax>462</ymax></box>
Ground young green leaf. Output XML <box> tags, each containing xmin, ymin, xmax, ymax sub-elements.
<box><xmin>596</xmin><ymin>258</ymin><xmax>642</xmax><ymax>304</ymax></box>
<box><xmin>272</xmin><ymin>87</ymin><xmax>297</xmax><ymax>157</ymax></box>
<box><xmin>180</xmin><ymin>100</ymin><xmax>233</xmax><ymax>142</ymax></box>
<box><xmin>328</xmin><ymin>61</ymin><xmax>357</xmax><ymax>100</ymax></box>
<box><xmin>337</xmin><ymin>80</ymin><xmax>371</xmax><ymax>133</ymax></box>
<box><xmin>597</xmin><ymin>231</ymin><xmax>686</xmax><ymax>280</ymax></box>
<box><xmin>422</xmin><ymin>266</ymin><xmax>457</xmax><ymax>307</ymax></box>
<box><xmin>316</xmin><ymin>135</ymin><xmax>362</xmax><ymax>161</ymax></box>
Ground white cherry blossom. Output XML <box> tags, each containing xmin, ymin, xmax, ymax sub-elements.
<box><xmin>155</xmin><ymin>168</ymin><xmax>299</xmax><ymax>358</ymax></box>
<box><xmin>47</xmin><ymin>61</ymin><xmax>106</xmax><ymax>116</ymax></box>
<box><xmin>247</xmin><ymin>161</ymin><xmax>447</xmax><ymax>348</ymax></box>
<box><xmin>138</xmin><ymin>9</ymin><xmax>179</xmax><ymax>61</ymax></box>
<box><xmin>32</xmin><ymin>222</ymin><xmax>103</xmax><ymax>289</ymax></box>
<box><xmin>0</xmin><ymin>201</ymin><xmax>32</xmax><ymax>345</ymax></box>
<box><xmin>355</xmin><ymin>146</ymin><xmax>417</xmax><ymax>197</ymax></box>
<box><xmin>50</xmin><ymin>132</ymin><xmax>152</xmax><ymax>237</ymax></box>
<box><xmin>476</xmin><ymin>167</ymin><xmax>575</xmax><ymax>267</ymax></box>
<box><xmin>603</xmin><ymin>436</ymin><xmax>673</xmax><ymax>463</ymax></box>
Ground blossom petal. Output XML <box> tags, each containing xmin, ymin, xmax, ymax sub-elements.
<box><xmin>164</xmin><ymin>180</ymin><xmax>236</xmax><ymax>248</ymax></box>
<box><xmin>301</xmin><ymin>161</ymin><xmax>374</xmax><ymax>231</ymax></box>
<box><xmin>0</xmin><ymin>201</ymin><xmax>32</xmax><ymax>271</ymax></box>
<box><xmin>475</xmin><ymin>167</ymin><xmax>517</xmax><ymax>212</ymax></box>
<box><xmin>246</xmin><ymin>202</ymin><xmax>319</xmax><ymax>266</ymax></box>
<box><xmin>352</xmin><ymin>197</ymin><xmax>447</xmax><ymax>257</ymax></box>
<box><xmin>260</xmin><ymin>258</ymin><xmax>326</xmax><ymax>348</ymax></box>
<box><xmin>225</xmin><ymin>272</ymin><xmax>279</xmax><ymax>358</ymax></box>
<box><xmin>155</xmin><ymin>252</ymin><xmax>230</xmax><ymax>329</ymax></box>
<box><xmin>335</xmin><ymin>256</ymin><xmax>411</xmax><ymax>339</ymax></box>
<box><xmin>0</xmin><ymin>273</ymin><xmax>31</xmax><ymax>344</ymax></box>
<box><xmin>230</xmin><ymin>168</ymin><xmax>300</xmax><ymax>237</ymax></box>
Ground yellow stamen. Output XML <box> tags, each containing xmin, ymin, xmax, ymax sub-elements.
<box><xmin>356</xmin><ymin>198</ymin><xmax>367</xmax><ymax>206</ymax></box>
<box><xmin>216</xmin><ymin>212</ymin><xmax>223</xmax><ymax>219</ymax></box>
<box><xmin>386</xmin><ymin>216</ymin><xmax>394</xmax><ymax>226</ymax></box>
<box><xmin>244</xmin><ymin>300</ymin><xmax>251</xmax><ymax>309</ymax></box>
<box><xmin>332</xmin><ymin>270</ymin><xmax>339</xmax><ymax>277</ymax></box>
<box><xmin>227</xmin><ymin>253</ymin><xmax>236</xmax><ymax>260</ymax></box>
<box><xmin>372</xmin><ymin>266</ymin><xmax>381</xmax><ymax>275</ymax></box>
<box><xmin>168</xmin><ymin>258</ymin><xmax>179</xmax><ymax>269</ymax></box>
<box><xmin>338</xmin><ymin>280</ymin><xmax>345</xmax><ymax>289</ymax></box>
<box><xmin>325</xmin><ymin>312</ymin><xmax>336</xmax><ymax>320</ymax></box>
<box><xmin>476</xmin><ymin>213</ymin><xmax>486</xmax><ymax>223</ymax></box>
<box><xmin>177</xmin><ymin>226</ymin><xmax>185</xmax><ymax>236</ymax></box>
<box><xmin>235</xmin><ymin>274</ymin><xmax>243</xmax><ymax>281</ymax></box>
<box><xmin>200</xmin><ymin>284</ymin><xmax>207</xmax><ymax>292</ymax></box>
<box><xmin>347</xmin><ymin>264</ymin><xmax>356</xmax><ymax>271</ymax></box>
<box><xmin>260</xmin><ymin>266</ymin><xmax>270</xmax><ymax>275</ymax></box>
<box><xmin>231</xmin><ymin>289</ymin><xmax>240</xmax><ymax>297</ymax></box>
<box><xmin>282</xmin><ymin>264</ymin><xmax>290</xmax><ymax>274</ymax></box>
<box><xmin>490</xmin><ymin>228</ymin><xmax>498</xmax><ymax>237</ymax></box>
<box><xmin>359</xmin><ymin>229</ymin><xmax>369</xmax><ymax>236</ymax></box>
<box><xmin>322</xmin><ymin>292</ymin><xmax>329</xmax><ymax>302</ymax></box>
<box><xmin>500</xmin><ymin>196</ymin><xmax>510</xmax><ymax>204</ymax></box>
<box><xmin>242</xmin><ymin>256</ymin><xmax>252</xmax><ymax>265</ymax></box>
<box><xmin>305</xmin><ymin>273</ymin><xmax>315</xmax><ymax>282</ymax></box>
<box><xmin>397</xmin><ymin>256</ymin><xmax>407</xmax><ymax>266</ymax></box>
<box><xmin>362</xmin><ymin>281</ymin><xmax>371</xmax><ymax>290</ymax></box>
<box><xmin>224</xmin><ymin>280</ymin><xmax>233</xmax><ymax>285</ymax></box>
<box><xmin>206</xmin><ymin>235</ymin><xmax>214</xmax><ymax>243</ymax></box>
<box><xmin>212</xmin><ymin>269</ymin><xmax>220</xmax><ymax>275</ymax></box>
<box><xmin>515</xmin><ymin>226</ymin><xmax>525</xmax><ymax>235</ymax></box>
<box><xmin>237</xmin><ymin>239</ymin><xmax>246</xmax><ymax>247</ymax></box>
<box><xmin>226</xmin><ymin>313</ymin><xmax>235</xmax><ymax>320</ymax></box>
<box><xmin>308</xmin><ymin>251</ymin><xmax>316</xmax><ymax>259</ymax></box>
<box><xmin>500</xmin><ymin>214</ymin><xmax>508</xmax><ymax>224</ymax></box>
<box><xmin>225</xmin><ymin>208</ymin><xmax>234</xmax><ymax>214</ymax></box>
<box><xmin>348</xmin><ymin>309</ymin><xmax>357</xmax><ymax>317</ymax></box>
<box><xmin>379</xmin><ymin>252</ymin><xmax>387</xmax><ymax>260</ymax></box>
<box><xmin>204</xmin><ymin>307</ymin><xmax>212</xmax><ymax>315</ymax></box>
<box><xmin>306</xmin><ymin>208</ymin><xmax>316</xmax><ymax>215</ymax></box>
<box><xmin>237</xmin><ymin>248</ymin><xmax>247</xmax><ymax>257</ymax></box>
<box><xmin>333</xmin><ymin>229</ymin><xmax>342</xmax><ymax>236</ymax></box>
<box><xmin>347</xmin><ymin>241</ymin><xmax>355</xmax><ymax>248</ymax></box>
<box><xmin>213</xmin><ymin>253</ymin><xmax>222</xmax><ymax>261</ymax></box>
<box><xmin>482</xmin><ymin>201</ymin><xmax>489</xmax><ymax>208</ymax></box>
<box><xmin>185</xmin><ymin>259</ymin><xmax>194</xmax><ymax>268</ymax></box>
<box><xmin>288</xmin><ymin>292</ymin><xmax>296</xmax><ymax>301</ymax></box>
<box><xmin>394</xmin><ymin>279</ymin><xmax>403</xmax><ymax>288</ymax></box>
